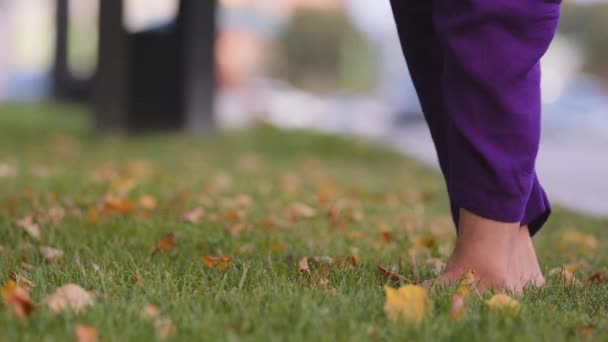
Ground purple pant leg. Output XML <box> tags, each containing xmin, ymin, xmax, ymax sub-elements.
<box><xmin>390</xmin><ymin>0</ymin><xmax>559</xmax><ymax>235</ymax></box>
<box><xmin>433</xmin><ymin>0</ymin><xmax>560</xmax><ymax>229</ymax></box>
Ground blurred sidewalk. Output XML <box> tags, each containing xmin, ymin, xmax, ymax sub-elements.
<box><xmin>386</xmin><ymin>123</ymin><xmax>608</xmax><ymax>217</ymax></box>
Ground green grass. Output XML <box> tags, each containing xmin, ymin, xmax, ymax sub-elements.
<box><xmin>0</xmin><ymin>104</ymin><xmax>607</xmax><ymax>341</ymax></box>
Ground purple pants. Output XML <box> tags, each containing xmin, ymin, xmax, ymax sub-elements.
<box><xmin>390</xmin><ymin>1</ymin><xmax>561</xmax><ymax>236</ymax></box>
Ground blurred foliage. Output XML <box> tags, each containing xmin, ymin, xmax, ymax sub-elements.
<box><xmin>560</xmin><ymin>3</ymin><xmax>608</xmax><ymax>80</ymax></box>
<box><xmin>276</xmin><ymin>9</ymin><xmax>377</xmax><ymax>93</ymax></box>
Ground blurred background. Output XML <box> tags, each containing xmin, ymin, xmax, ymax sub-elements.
<box><xmin>0</xmin><ymin>0</ymin><xmax>607</xmax><ymax>215</ymax></box>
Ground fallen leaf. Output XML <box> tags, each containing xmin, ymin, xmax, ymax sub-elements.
<box><xmin>346</xmin><ymin>255</ymin><xmax>359</xmax><ymax>267</ymax></box>
<box><xmin>75</xmin><ymin>325</ymin><xmax>98</xmax><ymax>342</ymax></box>
<box><xmin>181</xmin><ymin>207</ymin><xmax>204</xmax><ymax>224</ymax></box>
<box><xmin>9</xmin><ymin>270</ymin><xmax>35</xmax><ymax>288</ymax></box>
<box><xmin>17</xmin><ymin>216</ymin><xmax>40</xmax><ymax>240</ymax></box>
<box><xmin>383</xmin><ymin>285</ymin><xmax>430</xmax><ymax>323</ymax></box>
<box><xmin>104</xmin><ymin>195</ymin><xmax>135</xmax><ymax>214</ymax></box>
<box><xmin>587</xmin><ymin>272</ymin><xmax>606</xmax><ymax>285</ymax></box>
<box><xmin>450</xmin><ymin>293</ymin><xmax>466</xmax><ymax>321</ymax></box>
<box><xmin>44</xmin><ymin>284</ymin><xmax>94</xmax><ymax>313</ymax></box>
<box><xmin>455</xmin><ymin>269</ymin><xmax>479</xmax><ymax>299</ymax></box>
<box><xmin>425</xmin><ymin>258</ymin><xmax>446</xmax><ymax>275</ymax></box>
<box><xmin>579</xmin><ymin>324</ymin><xmax>596</xmax><ymax>337</ymax></box>
<box><xmin>377</xmin><ymin>264</ymin><xmax>414</xmax><ymax>283</ymax></box>
<box><xmin>140</xmin><ymin>304</ymin><xmax>160</xmax><ymax>320</ymax></box>
<box><xmin>0</xmin><ymin>162</ymin><xmax>17</xmax><ymax>178</ymax></box>
<box><xmin>381</xmin><ymin>231</ymin><xmax>393</xmax><ymax>244</ymax></box>
<box><xmin>227</xmin><ymin>223</ymin><xmax>246</xmax><ymax>236</ymax></box>
<box><xmin>139</xmin><ymin>195</ymin><xmax>158</xmax><ymax>211</ymax></box>
<box><xmin>202</xmin><ymin>255</ymin><xmax>232</xmax><ymax>270</ymax></box>
<box><xmin>133</xmin><ymin>273</ymin><xmax>144</xmax><ymax>287</ymax></box>
<box><xmin>40</xmin><ymin>246</ymin><xmax>64</xmax><ymax>261</ymax></box>
<box><xmin>549</xmin><ymin>267</ymin><xmax>581</xmax><ymax>286</ymax></box>
<box><xmin>2</xmin><ymin>280</ymin><xmax>35</xmax><ymax>319</ymax></box>
<box><xmin>298</xmin><ymin>257</ymin><xmax>310</xmax><ymax>273</ymax></box>
<box><xmin>154</xmin><ymin>317</ymin><xmax>177</xmax><ymax>339</ymax></box>
<box><xmin>92</xmin><ymin>264</ymin><xmax>101</xmax><ymax>274</ymax></box>
<box><xmin>152</xmin><ymin>233</ymin><xmax>176</xmax><ymax>254</ymax></box>
<box><xmin>289</xmin><ymin>203</ymin><xmax>316</xmax><ymax>220</ymax></box>
<box><xmin>485</xmin><ymin>294</ymin><xmax>521</xmax><ymax>315</ymax></box>
<box><xmin>560</xmin><ymin>229</ymin><xmax>598</xmax><ymax>250</ymax></box>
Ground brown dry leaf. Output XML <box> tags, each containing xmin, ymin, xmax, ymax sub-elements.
<box><xmin>139</xmin><ymin>195</ymin><xmax>158</xmax><ymax>211</ymax></box>
<box><xmin>2</xmin><ymin>280</ymin><xmax>35</xmax><ymax>319</ymax></box>
<box><xmin>44</xmin><ymin>283</ymin><xmax>94</xmax><ymax>313</ymax></box>
<box><xmin>587</xmin><ymin>272</ymin><xmax>606</xmax><ymax>285</ymax></box>
<box><xmin>9</xmin><ymin>270</ymin><xmax>35</xmax><ymax>289</ymax></box>
<box><xmin>270</xmin><ymin>242</ymin><xmax>285</xmax><ymax>251</ymax></box>
<box><xmin>377</xmin><ymin>264</ymin><xmax>414</xmax><ymax>283</ymax></box>
<box><xmin>140</xmin><ymin>304</ymin><xmax>160</xmax><ymax>320</ymax></box>
<box><xmin>181</xmin><ymin>207</ymin><xmax>204</xmax><ymax>224</ymax></box>
<box><xmin>549</xmin><ymin>267</ymin><xmax>581</xmax><ymax>286</ymax></box>
<box><xmin>381</xmin><ymin>231</ymin><xmax>393</xmax><ymax>244</ymax></box>
<box><xmin>202</xmin><ymin>255</ymin><xmax>232</xmax><ymax>270</ymax></box>
<box><xmin>450</xmin><ymin>293</ymin><xmax>466</xmax><ymax>321</ymax></box>
<box><xmin>559</xmin><ymin>229</ymin><xmax>598</xmax><ymax>250</ymax></box>
<box><xmin>40</xmin><ymin>246</ymin><xmax>64</xmax><ymax>262</ymax></box>
<box><xmin>383</xmin><ymin>285</ymin><xmax>430</xmax><ymax>323</ymax></box>
<box><xmin>485</xmin><ymin>294</ymin><xmax>521</xmax><ymax>315</ymax></box>
<box><xmin>0</xmin><ymin>162</ymin><xmax>17</xmax><ymax>179</ymax></box>
<box><xmin>154</xmin><ymin>317</ymin><xmax>177</xmax><ymax>339</ymax></box>
<box><xmin>298</xmin><ymin>257</ymin><xmax>310</xmax><ymax>273</ymax></box>
<box><xmin>289</xmin><ymin>203</ymin><xmax>316</xmax><ymax>220</ymax></box>
<box><xmin>103</xmin><ymin>195</ymin><xmax>135</xmax><ymax>214</ymax></box>
<box><xmin>17</xmin><ymin>216</ymin><xmax>41</xmax><ymax>240</ymax></box>
<box><xmin>579</xmin><ymin>324</ymin><xmax>596</xmax><ymax>337</ymax></box>
<box><xmin>152</xmin><ymin>233</ymin><xmax>176</xmax><ymax>254</ymax></box>
<box><xmin>133</xmin><ymin>273</ymin><xmax>144</xmax><ymax>287</ymax></box>
<box><xmin>346</xmin><ymin>256</ymin><xmax>359</xmax><ymax>267</ymax></box>
<box><xmin>227</xmin><ymin>223</ymin><xmax>246</xmax><ymax>236</ymax></box>
<box><xmin>75</xmin><ymin>325</ymin><xmax>98</xmax><ymax>342</ymax></box>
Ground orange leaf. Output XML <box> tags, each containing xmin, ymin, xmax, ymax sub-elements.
<box><xmin>152</xmin><ymin>233</ymin><xmax>176</xmax><ymax>253</ymax></box>
<box><xmin>450</xmin><ymin>293</ymin><xmax>466</xmax><ymax>321</ymax></box>
<box><xmin>203</xmin><ymin>255</ymin><xmax>232</xmax><ymax>270</ymax></box>
<box><xmin>104</xmin><ymin>195</ymin><xmax>135</xmax><ymax>214</ymax></box>
<box><xmin>138</xmin><ymin>195</ymin><xmax>158</xmax><ymax>211</ymax></box>
<box><xmin>75</xmin><ymin>325</ymin><xmax>98</xmax><ymax>342</ymax></box>
<box><xmin>2</xmin><ymin>280</ymin><xmax>35</xmax><ymax>319</ymax></box>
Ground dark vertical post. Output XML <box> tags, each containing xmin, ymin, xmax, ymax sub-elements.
<box><xmin>179</xmin><ymin>0</ymin><xmax>217</xmax><ymax>132</ymax></box>
<box><xmin>95</xmin><ymin>0</ymin><xmax>128</xmax><ymax>133</ymax></box>
<box><xmin>52</xmin><ymin>0</ymin><xmax>70</xmax><ymax>99</ymax></box>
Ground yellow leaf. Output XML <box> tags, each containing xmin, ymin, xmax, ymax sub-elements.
<box><xmin>485</xmin><ymin>294</ymin><xmax>521</xmax><ymax>315</ymax></box>
<box><xmin>560</xmin><ymin>229</ymin><xmax>598</xmax><ymax>250</ymax></box>
<box><xmin>455</xmin><ymin>269</ymin><xmax>476</xmax><ymax>298</ymax></box>
<box><xmin>383</xmin><ymin>285</ymin><xmax>430</xmax><ymax>323</ymax></box>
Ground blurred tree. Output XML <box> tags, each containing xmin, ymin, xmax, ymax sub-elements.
<box><xmin>52</xmin><ymin>0</ymin><xmax>91</xmax><ymax>101</ymax></box>
<box><xmin>277</xmin><ymin>9</ymin><xmax>376</xmax><ymax>93</ymax></box>
<box><xmin>94</xmin><ymin>0</ymin><xmax>217</xmax><ymax>133</ymax></box>
<box><xmin>560</xmin><ymin>4</ymin><xmax>608</xmax><ymax>82</ymax></box>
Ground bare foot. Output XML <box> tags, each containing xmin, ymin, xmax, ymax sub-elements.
<box><xmin>515</xmin><ymin>226</ymin><xmax>546</xmax><ymax>289</ymax></box>
<box><xmin>437</xmin><ymin>209</ymin><xmax>521</xmax><ymax>293</ymax></box>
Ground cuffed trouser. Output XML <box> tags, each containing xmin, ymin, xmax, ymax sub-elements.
<box><xmin>390</xmin><ymin>0</ymin><xmax>561</xmax><ymax>236</ymax></box>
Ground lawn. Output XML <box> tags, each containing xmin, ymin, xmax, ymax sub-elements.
<box><xmin>0</xmin><ymin>104</ymin><xmax>607</xmax><ymax>341</ymax></box>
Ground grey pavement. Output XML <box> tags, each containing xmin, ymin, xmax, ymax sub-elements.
<box><xmin>386</xmin><ymin>123</ymin><xmax>608</xmax><ymax>217</ymax></box>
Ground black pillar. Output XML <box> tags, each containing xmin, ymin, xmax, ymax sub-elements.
<box><xmin>179</xmin><ymin>0</ymin><xmax>217</xmax><ymax>132</ymax></box>
<box><xmin>94</xmin><ymin>0</ymin><xmax>128</xmax><ymax>133</ymax></box>
<box><xmin>52</xmin><ymin>0</ymin><xmax>70</xmax><ymax>99</ymax></box>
